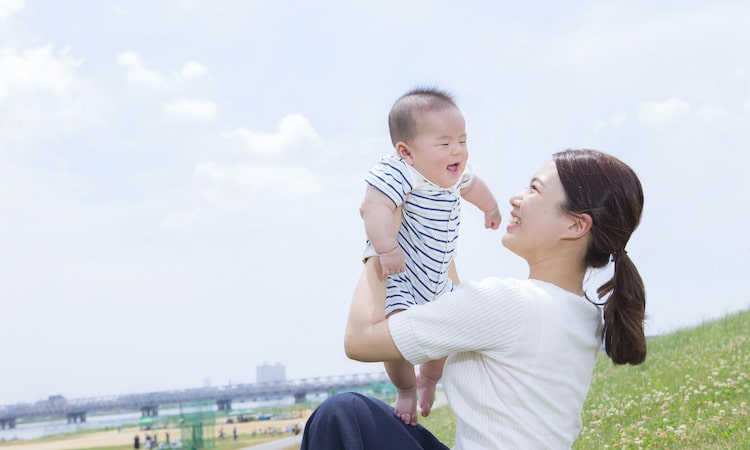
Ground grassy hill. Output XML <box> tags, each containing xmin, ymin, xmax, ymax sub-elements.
<box><xmin>420</xmin><ymin>308</ymin><xmax>750</xmax><ymax>449</ymax></box>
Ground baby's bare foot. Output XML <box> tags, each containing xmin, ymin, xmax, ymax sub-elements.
<box><xmin>417</xmin><ymin>372</ymin><xmax>437</xmax><ymax>418</ymax></box>
<box><xmin>394</xmin><ymin>388</ymin><xmax>418</xmax><ymax>426</ymax></box>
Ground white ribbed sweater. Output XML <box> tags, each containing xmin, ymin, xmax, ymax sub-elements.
<box><xmin>389</xmin><ymin>277</ymin><xmax>603</xmax><ymax>449</ymax></box>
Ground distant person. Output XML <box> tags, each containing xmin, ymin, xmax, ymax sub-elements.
<box><xmin>360</xmin><ymin>87</ymin><xmax>501</xmax><ymax>425</ymax></box>
<box><xmin>304</xmin><ymin>149</ymin><xmax>648</xmax><ymax>448</ymax></box>
<box><xmin>133</xmin><ymin>434</ymin><xmax>140</xmax><ymax>449</ymax></box>
<box><xmin>233</xmin><ymin>426</ymin><xmax>237</xmax><ymax>441</ymax></box>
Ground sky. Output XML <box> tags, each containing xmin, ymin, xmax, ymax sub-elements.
<box><xmin>1</xmin><ymin>0</ymin><xmax>749</xmax><ymax>406</ymax></box>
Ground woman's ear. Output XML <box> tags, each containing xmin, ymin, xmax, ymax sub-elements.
<box><xmin>565</xmin><ymin>213</ymin><xmax>592</xmax><ymax>240</ymax></box>
<box><xmin>395</xmin><ymin>142</ymin><xmax>413</xmax><ymax>164</ymax></box>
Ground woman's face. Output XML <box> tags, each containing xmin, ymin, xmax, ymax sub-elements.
<box><xmin>502</xmin><ymin>160</ymin><xmax>571</xmax><ymax>261</ymax></box>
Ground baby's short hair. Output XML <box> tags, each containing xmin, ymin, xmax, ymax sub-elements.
<box><xmin>388</xmin><ymin>87</ymin><xmax>457</xmax><ymax>146</ymax></box>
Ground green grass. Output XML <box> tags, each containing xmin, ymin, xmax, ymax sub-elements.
<box><xmin>575</xmin><ymin>308</ymin><xmax>750</xmax><ymax>449</ymax></box>
<box><xmin>422</xmin><ymin>308</ymin><xmax>750</xmax><ymax>449</ymax></box>
<box><xmin>419</xmin><ymin>404</ymin><xmax>457</xmax><ymax>445</ymax></box>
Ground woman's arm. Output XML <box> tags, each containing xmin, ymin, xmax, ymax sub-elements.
<box><xmin>344</xmin><ymin>257</ymin><xmax>404</xmax><ymax>362</ymax></box>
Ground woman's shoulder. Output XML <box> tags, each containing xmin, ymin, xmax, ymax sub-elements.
<box><xmin>457</xmin><ymin>277</ymin><xmax>584</xmax><ymax>309</ymax></box>
<box><xmin>453</xmin><ymin>277</ymin><xmax>539</xmax><ymax>306</ymax></box>
<box><xmin>461</xmin><ymin>277</ymin><xmax>534</xmax><ymax>293</ymax></box>
<box><xmin>465</xmin><ymin>277</ymin><xmax>587</xmax><ymax>299</ymax></box>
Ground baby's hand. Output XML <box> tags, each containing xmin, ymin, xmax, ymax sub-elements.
<box><xmin>379</xmin><ymin>246</ymin><xmax>406</xmax><ymax>277</ymax></box>
<box><xmin>484</xmin><ymin>207</ymin><xmax>502</xmax><ymax>230</ymax></box>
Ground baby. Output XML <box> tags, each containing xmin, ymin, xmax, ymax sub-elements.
<box><xmin>360</xmin><ymin>87</ymin><xmax>501</xmax><ymax>425</ymax></box>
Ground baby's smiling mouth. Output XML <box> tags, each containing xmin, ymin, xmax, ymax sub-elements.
<box><xmin>447</xmin><ymin>163</ymin><xmax>459</xmax><ymax>173</ymax></box>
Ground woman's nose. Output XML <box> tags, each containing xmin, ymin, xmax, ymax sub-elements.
<box><xmin>509</xmin><ymin>193</ymin><xmax>521</xmax><ymax>207</ymax></box>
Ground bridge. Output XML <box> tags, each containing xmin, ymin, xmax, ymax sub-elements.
<box><xmin>0</xmin><ymin>372</ymin><xmax>391</xmax><ymax>429</ymax></box>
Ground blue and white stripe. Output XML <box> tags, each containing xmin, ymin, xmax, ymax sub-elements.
<box><xmin>364</xmin><ymin>155</ymin><xmax>473</xmax><ymax>315</ymax></box>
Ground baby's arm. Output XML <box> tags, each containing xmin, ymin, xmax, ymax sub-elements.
<box><xmin>360</xmin><ymin>185</ymin><xmax>406</xmax><ymax>276</ymax></box>
<box><xmin>461</xmin><ymin>175</ymin><xmax>502</xmax><ymax>229</ymax></box>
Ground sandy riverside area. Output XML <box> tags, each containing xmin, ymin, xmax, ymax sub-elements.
<box><xmin>0</xmin><ymin>393</ymin><xmax>446</xmax><ymax>450</ymax></box>
<box><xmin>0</xmin><ymin>412</ymin><xmax>312</xmax><ymax>450</ymax></box>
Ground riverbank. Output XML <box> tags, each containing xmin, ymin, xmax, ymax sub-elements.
<box><xmin>0</xmin><ymin>392</ymin><xmax>446</xmax><ymax>449</ymax></box>
<box><xmin>0</xmin><ymin>413</ymin><xmax>310</xmax><ymax>450</ymax></box>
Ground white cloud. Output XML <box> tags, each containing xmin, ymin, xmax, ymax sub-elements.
<box><xmin>180</xmin><ymin>60</ymin><xmax>207</xmax><ymax>80</ymax></box>
<box><xmin>638</xmin><ymin>97</ymin><xmax>690</xmax><ymax>126</ymax></box>
<box><xmin>162</xmin><ymin>162</ymin><xmax>327</xmax><ymax>229</ymax></box>
<box><xmin>117</xmin><ymin>52</ymin><xmax>208</xmax><ymax>88</ymax></box>
<box><xmin>0</xmin><ymin>0</ymin><xmax>23</xmax><ymax>24</ymax></box>
<box><xmin>0</xmin><ymin>44</ymin><xmax>96</xmax><ymax>140</ymax></box>
<box><xmin>195</xmin><ymin>162</ymin><xmax>325</xmax><ymax>210</ymax></box>
<box><xmin>161</xmin><ymin>98</ymin><xmax>217</xmax><ymax>121</ymax></box>
<box><xmin>116</xmin><ymin>51</ymin><xmax>166</xmax><ymax>88</ymax></box>
<box><xmin>162</xmin><ymin>114</ymin><xmax>328</xmax><ymax>229</ymax></box>
<box><xmin>0</xmin><ymin>45</ymin><xmax>83</xmax><ymax>95</ymax></box>
<box><xmin>745</xmin><ymin>96</ymin><xmax>750</xmax><ymax>113</ymax></box>
<box><xmin>223</xmin><ymin>114</ymin><xmax>322</xmax><ymax>157</ymax></box>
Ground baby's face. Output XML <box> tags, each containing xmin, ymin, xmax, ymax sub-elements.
<box><xmin>400</xmin><ymin>106</ymin><xmax>468</xmax><ymax>188</ymax></box>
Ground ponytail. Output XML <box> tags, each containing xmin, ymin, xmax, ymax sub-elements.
<box><xmin>554</xmin><ymin>149</ymin><xmax>647</xmax><ymax>366</ymax></box>
<box><xmin>598</xmin><ymin>252</ymin><xmax>647</xmax><ymax>365</ymax></box>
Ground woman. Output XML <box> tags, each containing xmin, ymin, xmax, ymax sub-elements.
<box><xmin>302</xmin><ymin>149</ymin><xmax>646</xmax><ymax>449</ymax></box>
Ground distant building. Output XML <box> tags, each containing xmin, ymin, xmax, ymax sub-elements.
<box><xmin>257</xmin><ymin>362</ymin><xmax>286</xmax><ymax>383</ymax></box>
<box><xmin>45</xmin><ymin>395</ymin><xmax>67</xmax><ymax>406</ymax></box>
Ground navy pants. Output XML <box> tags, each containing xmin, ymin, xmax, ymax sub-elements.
<box><xmin>301</xmin><ymin>392</ymin><xmax>449</xmax><ymax>450</ymax></box>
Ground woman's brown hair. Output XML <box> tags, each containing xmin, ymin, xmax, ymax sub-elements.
<box><xmin>554</xmin><ymin>149</ymin><xmax>647</xmax><ymax>365</ymax></box>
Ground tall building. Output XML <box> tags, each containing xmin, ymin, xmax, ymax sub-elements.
<box><xmin>257</xmin><ymin>362</ymin><xmax>286</xmax><ymax>383</ymax></box>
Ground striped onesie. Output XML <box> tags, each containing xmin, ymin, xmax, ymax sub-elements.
<box><xmin>364</xmin><ymin>154</ymin><xmax>473</xmax><ymax>316</ymax></box>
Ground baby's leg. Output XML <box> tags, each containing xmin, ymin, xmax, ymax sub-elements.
<box><xmin>417</xmin><ymin>356</ymin><xmax>446</xmax><ymax>418</ymax></box>
<box><xmin>384</xmin><ymin>359</ymin><xmax>418</xmax><ymax>426</ymax></box>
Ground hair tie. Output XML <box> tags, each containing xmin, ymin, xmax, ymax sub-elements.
<box><xmin>611</xmin><ymin>249</ymin><xmax>628</xmax><ymax>262</ymax></box>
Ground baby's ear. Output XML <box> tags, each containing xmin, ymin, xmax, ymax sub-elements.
<box><xmin>395</xmin><ymin>142</ymin><xmax>413</xmax><ymax>164</ymax></box>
